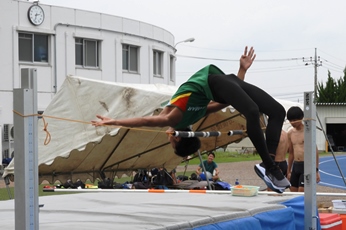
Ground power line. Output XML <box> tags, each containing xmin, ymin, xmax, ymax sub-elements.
<box><xmin>320</xmin><ymin>65</ymin><xmax>344</xmax><ymax>73</ymax></box>
<box><xmin>320</xmin><ymin>58</ymin><xmax>345</xmax><ymax>70</ymax></box>
<box><xmin>276</xmin><ymin>95</ymin><xmax>304</xmax><ymax>100</ymax></box>
<box><xmin>176</xmin><ymin>54</ymin><xmax>238</xmax><ymax>62</ymax></box>
<box><xmin>318</xmin><ymin>49</ymin><xmax>346</xmax><ymax>64</ymax></box>
<box><xmin>176</xmin><ymin>48</ymin><xmax>336</xmax><ymax>100</ymax></box>
<box><xmin>176</xmin><ymin>54</ymin><xmax>303</xmax><ymax>62</ymax></box>
<box><xmin>177</xmin><ymin>65</ymin><xmax>308</xmax><ymax>76</ymax></box>
<box><xmin>182</xmin><ymin>44</ymin><xmax>314</xmax><ymax>54</ymax></box>
<box><xmin>265</xmin><ymin>83</ymin><xmax>312</xmax><ymax>91</ymax></box>
<box><xmin>250</xmin><ymin>66</ymin><xmax>307</xmax><ymax>73</ymax></box>
<box><xmin>272</xmin><ymin>92</ymin><xmax>304</xmax><ymax>97</ymax></box>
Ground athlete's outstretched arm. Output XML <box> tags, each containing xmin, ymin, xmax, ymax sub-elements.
<box><xmin>91</xmin><ymin>106</ymin><xmax>183</xmax><ymax>128</ymax></box>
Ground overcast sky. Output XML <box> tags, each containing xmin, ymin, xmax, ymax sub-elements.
<box><xmin>39</xmin><ymin>0</ymin><xmax>346</xmax><ymax>102</ymax></box>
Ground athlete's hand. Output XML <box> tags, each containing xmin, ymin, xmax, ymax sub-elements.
<box><xmin>91</xmin><ymin>115</ymin><xmax>112</xmax><ymax>127</ymax></box>
<box><xmin>316</xmin><ymin>171</ymin><xmax>321</xmax><ymax>183</ymax></box>
<box><xmin>240</xmin><ymin>46</ymin><xmax>256</xmax><ymax>71</ymax></box>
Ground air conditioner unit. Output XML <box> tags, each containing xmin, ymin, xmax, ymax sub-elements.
<box><xmin>4</xmin><ymin>124</ymin><xmax>14</xmax><ymax>142</ymax></box>
<box><xmin>4</xmin><ymin>149</ymin><xmax>9</xmax><ymax>159</ymax></box>
<box><xmin>4</xmin><ymin>147</ymin><xmax>14</xmax><ymax>158</ymax></box>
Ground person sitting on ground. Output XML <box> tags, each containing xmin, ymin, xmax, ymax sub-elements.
<box><xmin>286</xmin><ymin>106</ymin><xmax>320</xmax><ymax>192</ymax></box>
<box><xmin>91</xmin><ymin>46</ymin><xmax>290</xmax><ymax>193</ymax></box>
<box><xmin>196</xmin><ymin>152</ymin><xmax>220</xmax><ymax>181</ymax></box>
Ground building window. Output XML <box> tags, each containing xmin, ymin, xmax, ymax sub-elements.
<box><xmin>153</xmin><ymin>50</ymin><xmax>163</xmax><ymax>77</ymax></box>
<box><xmin>169</xmin><ymin>55</ymin><xmax>174</xmax><ymax>82</ymax></box>
<box><xmin>19</xmin><ymin>33</ymin><xmax>48</xmax><ymax>63</ymax></box>
<box><xmin>122</xmin><ymin>44</ymin><xmax>139</xmax><ymax>72</ymax></box>
<box><xmin>75</xmin><ymin>38</ymin><xmax>100</xmax><ymax>67</ymax></box>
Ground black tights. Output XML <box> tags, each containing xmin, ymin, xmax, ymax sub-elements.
<box><xmin>208</xmin><ymin>74</ymin><xmax>286</xmax><ymax>168</ymax></box>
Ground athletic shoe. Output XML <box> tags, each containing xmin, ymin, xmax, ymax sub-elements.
<box><xmin>254</xmin><ymin>163</ymin><xmax>266</xmax><ymax>179</ymax></box>
<box><xmin>265</xmin><ymin>165</ymin><xmax>291</xmax><ymax>188</ymax></box>
<box><xmin>254</xmin><ymin>164</ymin><xmax>289</xmax><ymax>193</ymax></box>
<box><xmin>254</xmin><ymin>164</ymin><xmax>284</xmax><ymax>193</ymax></box>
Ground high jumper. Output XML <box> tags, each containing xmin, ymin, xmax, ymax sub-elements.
<box><xmin>91</xmin><ymin>46</ymin><xmax>290</xmax><ymax>193</ymax></box>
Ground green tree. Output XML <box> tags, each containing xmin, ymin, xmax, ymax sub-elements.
<box><xmin>317</xmin><ymin>68</ymin><xmax>346</xmax><ymax>103</ymax></box>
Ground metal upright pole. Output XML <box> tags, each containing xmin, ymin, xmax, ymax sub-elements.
<box><xmin>14</xmin><ymin>68</ymin><xmax>39</xmax><ymax>230</ymax></box>
<box><xmin>304</xmin><ymin>92</ymin><xmax>318</xmax><ymax>230</ymax></box>
<box><xmin>197</xmin><ymin>150</ymin><xmax>212</xmax><ymax>190</ymax></box>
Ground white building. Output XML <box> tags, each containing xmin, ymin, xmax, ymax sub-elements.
<box><xmin>316</xmin><ymin>103</ymin><xmax>346</xmax><ymax>152</ymax></box>
<box><xmin>1</xmin><ymin>0</ymin><xmax>177</xmax><ymax>159</ymax></box>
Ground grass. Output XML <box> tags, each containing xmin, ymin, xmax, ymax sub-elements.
<box><xmin>0</xmin><ymin>151</ymin><xmax>340</xmax><ymax>201</ymax></box>
<box><xmin>182</xmin><ymin>151</ymin><xmax>262</xmax><ymax>165</ymax></box>
<box><xmin>0</xmin><ymin>185</ymin><xmax>77</xmax><ymax>201</ymax></box>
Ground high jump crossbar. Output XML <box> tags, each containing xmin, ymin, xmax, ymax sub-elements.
<box><xmin>172</xmin><ymin>130</ymin><xmax>244</xmax><ymax>138</ymax></box>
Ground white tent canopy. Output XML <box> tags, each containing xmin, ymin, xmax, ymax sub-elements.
<box><xmin>4</xmin><ymin>76</ymin><xmax>302</xmax><ymax>183</ymax></box>
<box><xmin>5</xmin><ymin>76</ymin><xmax>260</xmax><ymax>183</ymax></box>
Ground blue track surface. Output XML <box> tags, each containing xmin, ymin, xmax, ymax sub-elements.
<box><xmin>319</xmin><ymin>155</ymin><xmax>346</xmax><ymax>190</ymax></box>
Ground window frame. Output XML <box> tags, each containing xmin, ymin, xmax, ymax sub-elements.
<box><xmin>122</xmin><ymin>44</ymin><xmax>139</xmax><ymax>73</ymax></box>
<box><xmin>18</xmin><ymin>32</ymin><xmax>49</xmax><ymax>63</ymax></box>
<box><xmin>153</xmin><ymin>49</ymin><xmax>163</xmax><ymax>78</ymax></box>
<box><xmin>169</xmin><ymin>55</ymin><xmax>175</xmax><ymax>82</ymax></box>
<box><xmin>75</xmin><ymin>38</ymin><xmax>100</xmax><ymax>68</ymax></box>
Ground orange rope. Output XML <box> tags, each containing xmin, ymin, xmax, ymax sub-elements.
<box><xmin>41</xmin><ymin>116</ymin><xmax>51</xmax><ymax>145</ymax></box>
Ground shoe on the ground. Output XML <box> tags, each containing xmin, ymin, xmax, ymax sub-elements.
<box><xmin>254</xmin><ymin>164</ymin><xmax>290</xmax><ymax>193</ymax></box>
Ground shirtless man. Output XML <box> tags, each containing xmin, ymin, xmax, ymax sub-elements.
<box><xmin>286</xmin><ymin>106</ymin><xmax>320</xmax><ymax>192</ymax></box>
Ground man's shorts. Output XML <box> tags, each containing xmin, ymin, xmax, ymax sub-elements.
<box><xmin>290</xmin><ymin>161</ymin><xmax>304</xmax><ymax>188</ymax></box>
<box><xmin>276</xmin><ymin>160</ymin><xmax>288</xmax><ymax>177</ymax></box>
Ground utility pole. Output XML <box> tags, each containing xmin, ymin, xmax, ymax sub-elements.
<box><xmin>303</xmin><ymin>48</ymin><xmax>322</xmax><ymax>102</ymax></box>
<box><xmin>313</xmin><ymin>48</ymin><xmax>320</xmax><ymax>102</ymax></box>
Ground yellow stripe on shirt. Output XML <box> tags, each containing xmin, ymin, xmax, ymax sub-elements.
<box><xmin>170</xmin><ymin>92</ymin><xmax>192</xmax><ymax>104</ymax></box>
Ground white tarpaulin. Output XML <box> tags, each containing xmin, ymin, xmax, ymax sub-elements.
<box><xmin>4</xmin><ymin>76</ymin><xmax>254</xmax><ymax>183</ymax></box>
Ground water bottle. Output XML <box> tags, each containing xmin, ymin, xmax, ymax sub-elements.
<box><xmin>235</xmin><ymin>179</ymin><xmax>239</xmax><ymax>185</ymax></box>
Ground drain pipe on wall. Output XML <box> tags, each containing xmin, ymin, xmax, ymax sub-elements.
<box><xmin>53</xmin><ymin>23</ymin><xmax>63</xmax><ymax>94</ymax></box>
